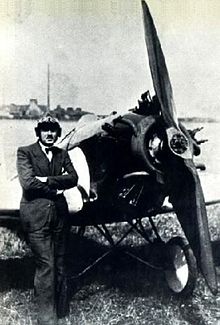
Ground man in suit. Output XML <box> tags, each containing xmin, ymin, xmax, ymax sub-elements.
<box><xmin>17</xmin><ymin>114</ymin><xmax>78</xmax><ymax>325</ymax></box>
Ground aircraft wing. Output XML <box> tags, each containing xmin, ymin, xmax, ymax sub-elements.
<box><xmin>58</xmin><ymin>113</ymin><xmax>120</xmax><ymax>151</ymax></box>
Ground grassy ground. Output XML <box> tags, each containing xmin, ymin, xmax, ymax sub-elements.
<box><xmin>0</xmin><ymin>205</ymin><xmax>220</xmax><ymax>325</ymax></box>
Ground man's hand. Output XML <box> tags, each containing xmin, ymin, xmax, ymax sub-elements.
<box><xmin>36</xmin><ymin>176</ymin><xmax>47</xmax><ymax>183</ymax></box>
<box><xmin>36</xmin><ymin>176</ymin><xmax>64</xmax><ymax>195</ymax></box>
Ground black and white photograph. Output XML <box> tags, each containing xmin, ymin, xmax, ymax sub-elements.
<box><xmin>0</xmin><ymin>0</ymin><xmax>220</xmax><ymax>324</ymax></box>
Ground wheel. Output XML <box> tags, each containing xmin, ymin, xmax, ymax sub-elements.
<box><xmin>164</xmin><ymin>236</ymin><xmax>197</xmax><ymax>297</ymax></box>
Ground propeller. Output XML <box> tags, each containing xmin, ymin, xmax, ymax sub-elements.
<box><xmin>141</xmin><ymin>0</ymin><xmax>192</xmax><ymax>160</ymax></box>
<box><xmin>141</xmin><ymin>0</ymin><xmax>217</xmax><ymax>294</ymax></box>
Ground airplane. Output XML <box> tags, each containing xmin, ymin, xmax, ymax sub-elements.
<box><xmin>0</xmin><ymin>0</ymin><xmax>219</xmax><ymax>297</ymax></box>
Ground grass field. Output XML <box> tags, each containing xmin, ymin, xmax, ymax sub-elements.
<box><xmin>0</xmin><ymin>205</ymin><xmax>220</xmax><ymax>325</ymax></box>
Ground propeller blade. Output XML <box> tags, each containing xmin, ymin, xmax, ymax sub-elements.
<box><xmin>141</xmin><ymin>1</ymin><xmax>192</xmax><ymax>159</ymax></box>
<box><xmin>167</xmin><ymin>158</ymin><xmax>217</xmax><ymax>295</ymax></box>
<box><xmin>141</xmin><ymin>0</ymin><xmax>177</xmax><ymax>127</ymax></box>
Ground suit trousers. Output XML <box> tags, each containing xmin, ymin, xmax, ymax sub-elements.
<box><xmin>27</xmin><ymin>197</ymin><xmax>69</xmax><ymax>325</ymax></box>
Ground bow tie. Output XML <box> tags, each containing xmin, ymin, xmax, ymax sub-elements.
<box><xmin>45</xmin><ymin>147</ymin><xmax>55</xmax><ymax>154</ymax></box>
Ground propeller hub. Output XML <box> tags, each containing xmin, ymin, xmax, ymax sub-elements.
<box><xmin>170</xmin><ymin>133</ymin><xmax>189</xmax><ymax>155</ymax></box>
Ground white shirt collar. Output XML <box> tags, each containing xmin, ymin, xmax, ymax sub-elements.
<box><xmin>38</xmin><ymin>141</ymin><xmax>53</xmax><ymax>161</ymax></box>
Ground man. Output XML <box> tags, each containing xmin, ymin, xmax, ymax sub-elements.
<box><xmin>17</xmin><ymin>114</ymin><xmax>78</xmax><ymax>325</ymax></box>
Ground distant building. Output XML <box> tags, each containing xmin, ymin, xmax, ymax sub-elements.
<box><xmin>26</xmin><ymin>99</ymin><xmax>46</xmax><ymax>118</ymax></box>
<box><xmin>9</xmin><ymin>103</ymin><xmax>24</xmax><ymax>118</ymax></box>
<box><xmin>6</xmin><ymin>99</ymin><xmax>91</xmax><ymax>120</ymax></box>
<box><xmin>0</xmin><ymin>105</ymin><xmax>11</xmax><ymax>119</ymax></box>
<box><xmin>64</xmin><ymin>107</ymin><xmax>89</xmax><ymax>120</ymax></box>
<box><xmin>51</xmin><ymin>105</ymin><xmax>66</xmax><ymax>120</ymax></box>
<box><xmin>9</xmin><ymin>99</ymin><xmax>47</xmax><ymax>119</ymax></box>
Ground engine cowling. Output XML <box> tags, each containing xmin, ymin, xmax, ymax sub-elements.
<box><xmin>130</xmin><ymin>115</ymin><xmax>165</xmax><ymax>175</ymax></box>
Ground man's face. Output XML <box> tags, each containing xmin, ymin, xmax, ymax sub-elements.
<box><xmin>38</xmin><ymin>125</ymin><xmax>59</xmax><ymax>147</ymax></box>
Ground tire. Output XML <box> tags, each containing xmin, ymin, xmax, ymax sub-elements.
<box><xmin>164</xmin><ymin>236</ymin><xmax>197</xmax><ymax>297</ymax></box>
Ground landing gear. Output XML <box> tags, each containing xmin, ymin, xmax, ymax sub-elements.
<box><xmin>164</xmin><ymin>236</ymin><xmax>197</xmax><ymax>297</ymax></box>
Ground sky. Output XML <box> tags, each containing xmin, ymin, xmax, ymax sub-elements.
<box><xmin>0</xmin><ymin>0</ymin><xmax>220</xmax><ymax>117</ymax></box>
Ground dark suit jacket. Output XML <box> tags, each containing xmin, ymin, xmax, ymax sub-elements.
<box><xmin>17</xmin><ymin>141</ymin><xmax>78</xmax><ymax>231</ymax></box>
